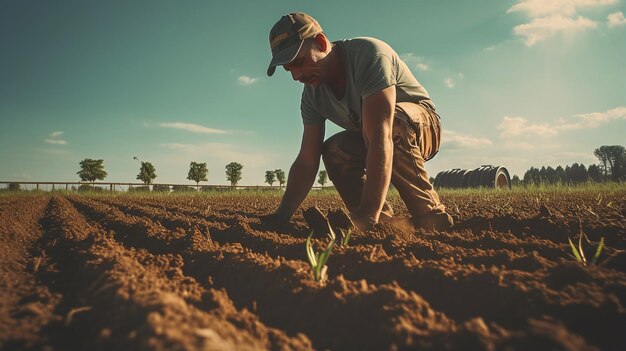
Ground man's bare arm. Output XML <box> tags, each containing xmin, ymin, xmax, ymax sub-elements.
<box><xmin>355</xmin><ymin>85</ymin><xmax>396</xmax><ymax>228</ymax></box>
<box><xmin>275</xmin><ymin>123</ymin><xmax>325</xmax><ymax>219</ymax></box>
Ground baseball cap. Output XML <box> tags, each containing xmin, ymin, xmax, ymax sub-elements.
<box><xmin>267</xmin><ymin>12</ymin><xmax>323</xmax><ymax>76</ymax></box>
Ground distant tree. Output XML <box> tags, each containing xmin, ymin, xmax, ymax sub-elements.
<box><xmin>565</xmin><ymin>165</ymin><xmax>574</xmax><ymax>184</ymax></box>
<box><xmin>588</xmin><ymin>164</ymin><xmax>602</xmax><ymax>182</ymax></box>
<box><xmin>615</xmin><ymin>148</ymin><xmax>626</xmax><ymax>181</ymax></box>
<box><xmin>77</xmin><ymin>159</ymin><xmax>107</xmax><ymax>183</ymax></box>
<box><xmin>265</xmin><ymin>170</ymin><xmax>276</xmax><ymax>187</ymax></box>
<box><xmin>187</xmin><ymin>162</ymin><xmax>208</xmax><ymax>189</ymax></box>
<box><xmin>555</xmin><ymin>166</ymin><xmax>566</xmax><ymax>184</ymax></box>
<box><xmin>317</xmin><ymin>170</ymin><xmax>328</xmax><ymax>189</ymax></box>
<box><xmin>225</xmin><ymin>162</ymin><xmax>243</xmax><ymax>188</ymax></box>
<box><xmin>594</xmin><ymin>145</ymin><xmax>626</xmax><ymax>180</ymax></box>
<box><xmin>545</xmin><ymin>166</ymin><xmax>556</xmax><ymax>184</ymax></box>
<box><xmin>523</xmin><ymin>167</ymin><xmax>540</xmax><ymax>185</ymax></box>
<box><xmin>511</xmin><ymin>175</ymin><xmax>521</xmax><ymax>186</ymax></box>
<box><xmin>539</xmin><ymin>166</ymin><xmax>548</xmax><ymax>184</ymax></box>
<box><xmin>136</xmin><ymin>161</ymin><xmax>157</xmax><ymax>185</ymax></box>
<box><xmin>594</xmin><ymin>146</ymin><xmax>610</xmax><ymax>177</ymax></box>
<box><xmin>563</xmin><ymin>165</ymin><xmax>572</xmax><ymax>184</ymax></box>
<box><xmin>579</xmin><ymin>163</ymin><xmax>590</xmax><ymax>183</ymax></box>
<box><xmin>568</xmin><ymin>163</ymin><xmax>589</xmax><ymax>184</ymax></box>
<box><xmin>8</xmin><ymin>183</ymin><xmax>21</xmax><ymax>191</ymax></box>
<box><xmin>274</xmin><ymin>169</ymin><xmax>286</xmax><ymax>188</ymax></box>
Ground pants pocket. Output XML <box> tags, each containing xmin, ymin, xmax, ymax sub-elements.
<box><xmin>395</xmin><ymin>102</ymin><xmax>441</xmax><ymax>161</ymax></box>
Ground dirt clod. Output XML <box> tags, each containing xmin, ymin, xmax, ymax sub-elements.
<box><xmin>302</xmin><ymin>206</ymin><xmax>330</xmax><ymax>234</ymax></box>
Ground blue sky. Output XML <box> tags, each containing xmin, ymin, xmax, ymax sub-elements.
<box><xmin>1</xmin><ymin>0</ymin><xmax>625</xmax><ymax>186</ymax></box>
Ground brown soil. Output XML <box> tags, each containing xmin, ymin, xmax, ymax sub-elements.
<box><xmin>0</xmin><ymin>190</ymin><xmax>625</xmax><ymax>350</ymax></box>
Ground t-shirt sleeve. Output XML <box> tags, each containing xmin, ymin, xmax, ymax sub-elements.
<box><xmin>358</xmin><ymin>54</ymin><xmax>397</xmax><ymax>99</ymax></box>
<box><xmin>300</xmin><ymin>90</ymin><xmax>325</xmax><ymax>125</ymax></box>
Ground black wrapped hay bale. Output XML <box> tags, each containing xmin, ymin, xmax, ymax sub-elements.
<box><xmin>434</xmin><ymin>165</ymin><xmax>511</xmax><ymax>189</ymax></box>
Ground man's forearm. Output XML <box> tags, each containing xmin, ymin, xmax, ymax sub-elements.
<box><xmin>276</xmin><ymin>158</ymin><xmax>319</xmax><ymax>218</ymax></box>
<box><xmin>359</xmin><ymin>132</ymin><xmax>393</xmax><ymax>222</ymax></box>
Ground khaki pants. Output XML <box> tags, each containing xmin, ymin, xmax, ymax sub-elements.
<box><xmin>321</xmin><ymin>100</ymin><xmax>446</xmax><ymax>219</ymax></box>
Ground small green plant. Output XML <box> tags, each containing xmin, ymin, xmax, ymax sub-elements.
<box><xmin>568</xmin><ymin>232</ymin><xmax>605</xmax><ymax>266</ymax></box>
<box><xmin>306</xmin><ymin>228</ymin><xmax>336</xmax><ymax>284</ymax></box>
<box><xmin>323</xmin><ymin>225</ymin><xmax>351</xmax><ymax>247</ymax></box>
<box><xmin>338</xmin><ymin>228</ymin><xmax>352</xmax><ymax>247</ymax></box>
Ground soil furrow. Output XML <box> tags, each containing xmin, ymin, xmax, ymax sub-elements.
<box><xmin>0</xmin><ymin>196</ymin><xmax>57</xmax><ymax>351</ymax></box>
<box><xmin>42</xmin><ymin>196</ymin><xmax>312</xmax><ymax>350</ymax></box>
<box><xmin>89</xmin><ymin>197</ymin><xmax>310</xmax><ymax>260</ymax></box>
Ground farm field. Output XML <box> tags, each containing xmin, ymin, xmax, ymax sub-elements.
<box><xmin>1</xmin><ymin>187</ymin><xmax>625</xmax><ymax>350</ymax></box>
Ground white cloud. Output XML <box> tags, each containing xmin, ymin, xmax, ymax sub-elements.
<box><xmin>497</xmin><ymin>116</ymin><xmax>558</xmax><ymax>137</ymax></box>
<box><xmin>607</xmin><ymin>11</ymin><xmax>626</xmax><ymax>27</ymax></box>
<box><xmin>557</xmin><ymin>106</ymin><xmax>626</xmax><ymax>130</ymax></box>
<box><xmin>400</xmin><ymin>53</ymin><xmax>429</xmax><ymax>71</ymax></box>
<box><xmin>238</xmin><ymin>75</ymin><xmax>259</xmax><ymax>85</ymax></box>
<box><xmin>45</xmin><ymin>131</ymin><xmax>67</xmax><ymax>145</ymax></box>
<box><xmin>159</xmin><ymin>122</ymin><xmax>227</xmax><ymax>134</ymax></box>
<box><xmin>512</xmin><ymin>15</ymin><xmax>598</xmax><ymax>46</ymax></box>
<box><xmin>497</xmin><ymin>106</ymin><xmax>626</xmax><ymax>138</ymax></box>
<box><xmin>443</xmin><ymin>78</ymin><xmax>455</xmax><ymax>89</ymax></box>
<box><xmin>507</xmin><ymin>0</ymin><xmax>617</xmax><ymax>18</ymax></box>
<box><xmin>507</xmin><ymin>1</ymin><xmax>615</xmax><ymax>46</ymax></box>
<box><xmin>44</xmin><ymin>139</ymin><xmax>68</xmax><ymax>145</ymax></box>
<box><xmin>442</xmin><ymin>130</ymin><xmax>493</xmax><ymax>149</ymax></box>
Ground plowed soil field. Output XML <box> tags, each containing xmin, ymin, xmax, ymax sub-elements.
<box><xmin>1</xmin><ymin>190</ymin><xmax>625</xmax><ymax>350</ymax></box>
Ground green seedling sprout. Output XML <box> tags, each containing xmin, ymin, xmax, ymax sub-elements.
<box><xmin>326</xmin><ymin>225</ymin><xmax>336</xmax><ymax>242</ymax></box>
<box><xmin>568</xmin><ymin>232</ymin><xmax>605</xmax><ymax>266</ymax></box>
<box><xmin>325</xmin><ymin>223</ymin><xmax>351</xmax><ymax>247</ymax></box>
<box><xmin>338</xmin><ymin>228</ymin><xmax>352</xmax><ymax>247</ymax></box>
<box><xmin>306</xmin><ymin>225</ymin><xmax>336</xmax><ymax>284</ymax></box>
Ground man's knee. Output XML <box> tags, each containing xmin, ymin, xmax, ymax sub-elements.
<box><xmin>321</xmin><ymin>131</ymin><xmax>366</xmax><ymax>179</ymax></box>
<box><xmin>321</xmin><ymin>132</ymin><xmax>343</xmax><ymax>160</ymax></box>
<box><xmin>322</xmin><ymin>131</ymin><xmax>364</xmax><ymax>161</ymax></box>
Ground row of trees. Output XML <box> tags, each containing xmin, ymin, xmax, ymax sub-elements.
<box><xmin>77</xmin><ymin>159</ymin><xmax>334</xmax><ymax>188</ymax></box>
<box><xmin>518</xmin><ymin>145</ymin><xmax>625</xmax><ymax>185</ymax></box>
<box><xmin>185</xmin><ymin>161</ymin><xmax>243</xmax><ymax>188</ymax></box>
<box><xmin>76</xmin><ymin>159</ymin><xmax>246</xmax><ymax>188</ymax></box>
<box><xmin>519</xmin><ymin>163</ymin><xmax>600</xmax><ymax>185</ymax></box>
<box><xmin>263</xmin><ymin>169</ymin><xmax>330</xmax><ymax>189</ymax></box>
<box><xmin>264</xmin><ymin>169</ymin><xmax>286</xmax><ymax>187</ymax></box>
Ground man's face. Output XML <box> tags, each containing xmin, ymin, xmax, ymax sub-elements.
<box><xmin>282</xmin><ymin>41</ymin><xmax>324</xmax><ymax>86</ymax></box>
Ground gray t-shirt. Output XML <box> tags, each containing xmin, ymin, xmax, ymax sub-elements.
<box><xmin>301</xmin><ymin>37</ymin><xmax>432</xmax><ymax>131</ymax></box>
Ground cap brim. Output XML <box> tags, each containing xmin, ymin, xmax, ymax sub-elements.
<box><xmin>267</xmin><ymin>40</ymin><xmax>304</xmax><ymax>76</ymax></box>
